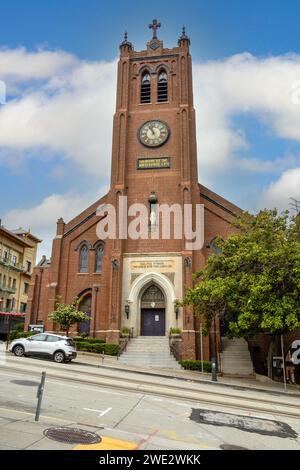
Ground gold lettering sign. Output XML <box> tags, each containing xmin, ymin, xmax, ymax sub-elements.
<box><xmin>131</xmin><ymin>260</ymin><xmax>175</xmax><ymax>270</ymax></box>
<box><xmin>137</xmin><ymin>157</ymin><xmax>170</xmax><ymax>170</ymax></box>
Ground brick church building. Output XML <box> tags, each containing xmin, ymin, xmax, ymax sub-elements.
<box><xmin>27</xmin><ymin>22</ymin><xmax>246</xmax><ymax>362</ymax></box>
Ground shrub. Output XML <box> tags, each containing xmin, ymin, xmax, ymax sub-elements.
<box><xmin>74</xmin><ymin>341</ymin><xmax>88</xmax><ymax>351</ymax></box>
<box><xmin>75</xmin><ymin>341</ymin><xmax>118</xmax><ymax>356</ymax></box>
<box><xmin>79</xmin><ymin>332</ymin><xmax>89</xmax><ymax>339</ymax></box>
<box><xmin>121</xmin><ymin>327</ymin><xmax>130</xmax><ymax>335</ymax></box>
<box><xmin>16</xmin><ymin>331</ymin><xmax>36</xmax><ymax>339</ymax></box>
<box><xmin>104</xmin><ymin>343</ymin><xmax>119</xmax><ymax>356</ymax></box>
<box><xmin>170</xmin><ymin>328</ymin><xmax>181</xmax><ymax>334</ymax></box>
<box><xmin>73</xmin><ymin>337</ymin><xmax>105</xmax><ymax>344</ymax></box>
<box><xmin>91</xmin><ymin>343</ymin><xmax>106</xmax><ymax>354</ymax></box>
<box><xmin>87</xmin><ymin>338</ymin><xmax>106</xmax><ymax>344</ymax></box>
<box><xmin>179</xmin><ymin>360</ymin><xmax>212</xmax><ymax>372</ymax></box>
<box><xmin>8</xmin><ymin>323</ymin><xmax>25</xmax><ymax>341</ymax></box>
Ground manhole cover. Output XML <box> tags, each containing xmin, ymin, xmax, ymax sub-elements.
<box><xmin>220</xmin><ymin>444</ymin><xmax>248</xmax><ymax>450</ymax></box>
<box><xmin>11</xmin><ymin>380</ymin><xmax>39</xmax><ymax>386</ymax></box>
<box><xmin>43</xmin><ymin>427</ymin><xmax>101</xmax><ymax>445</ymax></box>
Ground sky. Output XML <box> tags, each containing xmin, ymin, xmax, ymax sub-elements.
<box><xmin>1</xmin><ymin>0</ymin><xmax>300</xmax><ymax>257</ymax></box>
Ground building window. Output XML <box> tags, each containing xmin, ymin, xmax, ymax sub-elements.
<box><xmin>140</xmin><ymin>71</ymin><xmax>151</xmax><ymax>104</ymax></box>
<box><xmin>209</xmin><ymin>236</ymin><xmax>223</xmax><ymax>255</ymax></box>
<box><xmin>24</xmin><ymin>282</ymin><xmax>29</xmax><ymax>294</ymax></box>
<box><xmin>20</xmin><ymin>302</ymin><xmax>27</xmax><ymax>313</ymax></box>
<box><xmin>12</xmin><ymin>255</ymin><xmax>17</xmax><ymax>266</ymax></box>
<box><xmin>79</xmin><ymin>244</ymin><xmax>89</xmax><ymax>273</ymax></box>
<box><xmin>157</xmin><ymin>69</ymin><xmax>168</xmax><ymax>102</ymax></box>
<box><xmin>3</xmin><ymin>275</ymin><xmax>6</xmax><ymax>287</ymax></box>
<box><xmin>12</xmin><ymin>279</ymin><xmax>16</xmax><ymax>289</ymax></box>
<box><xmin>26</xmin><ymin>261</ymin><xmax>32</xmax><ymax>273</ymax></box>
<box><xmin>95</xmin><ymin>244</ymin><xmax>104</xmax><ymax>273</ymax></box>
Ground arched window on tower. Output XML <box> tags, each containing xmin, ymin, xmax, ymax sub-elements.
<box><xmin>140</xmin><ymin>71</ymin><xmax>151</xmax><ymax>104</ymax></box>
<box><xmin>157</xmin><ymin>69</ymin><xmax>168</xmax><ymax>102</ymax></box>
<box><xmin>94</xmin><ymin>243</ymin><xmax>104</xmax><ymax>273</ymax></box>
<box><xmin>79</xmin><ymin>244</ymin><xmax>89</xmax><ymax>273</ymax></box>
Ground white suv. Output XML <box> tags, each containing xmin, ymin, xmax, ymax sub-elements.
<box><xmin>9</xmin><ymin>333</ymin><xmax>77</xmax><ymax>363</ymax></box>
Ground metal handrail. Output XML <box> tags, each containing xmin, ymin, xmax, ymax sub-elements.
<box><xmin>169</xmin><ymin>329</ymin><xmax>182</xmax><ymax>362</ymax></box>
<box><xmin>117</xmin><ymin>327</ymin><xmax>134</xmax><ymax>359</ymax></box>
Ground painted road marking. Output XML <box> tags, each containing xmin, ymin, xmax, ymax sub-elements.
<box><xmin>0</xmin><ymin>406</ymin><xmax>74</xmax><ymax>423</ymax></box>
<box><xmin>83</xmin><ymin>407</ymin><xmax>112</xmax><ymax>417</ymax></box>
<box><xmin>74</xmin><ymin>436</ymin><xmax>138</xmax><ymax>451</ymax></box>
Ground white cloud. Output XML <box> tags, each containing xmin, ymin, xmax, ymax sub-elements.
<box><xmin>1</xmin><ymin>48</ymin><xmax>300</xmax><ymax>180</ymax></box>
<box><xmin>2</xmin><ymin>47</ymin><xmax>300</xmax><ymax>256</ymax></box>
<box><xmin>260</xmin><ymin>167</ymin><xmax>300</xmax><ymax>211</ymax></box>
<box><xmin>194</xmin><ymin>53</ymin><xmax>300</xmax><ymax>174</ymax></box>
<box><xmin>0</xmin><ymin>47</ymin><xmax>117</xmax><ymax>176</ymax></box>
<box><xmin>0</xmin><ymin>47</ymin><xmax>77</xmax><ymax>85</ymax></box>
<box><xmin>3</xmin><ymin>189</ymin><xmax>107</xmax><ymax>258</ymax></box>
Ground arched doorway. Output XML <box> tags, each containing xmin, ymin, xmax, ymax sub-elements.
<box><xmin>78</xmin><ymin>293</ymin><xmax>92</xmax><ymax>335</ymax></box>
<box><xmin>140</xmin><ymin>284</ymin><xmax>165</xmax><ymax>336</ymax></box>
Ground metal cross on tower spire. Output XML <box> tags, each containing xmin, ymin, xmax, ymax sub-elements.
<box><xmin>149</xmin><ymin>19</ymin><xmax>161</xmax><ymax>39</ymax></box>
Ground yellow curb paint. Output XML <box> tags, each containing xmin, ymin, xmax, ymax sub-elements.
<box><xmin>74</xmin><ymin>436</ymin><xmax>138</xmax><ymax>451</ymax></box>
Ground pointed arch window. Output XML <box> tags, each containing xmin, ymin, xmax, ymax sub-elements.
<box><xmin>79</xmin><ymin>244</ymin><xmax>89</xmax><ymax>273</ymax></box>
<box><xmin>95</xmin><ymin>243</ymin><xmax>104</xmax><ymax>273</ymax></box>
<box><xmin>141</xmin><ymin>71</ymin><xmax>151</xmax><ymax>104</ymax></box>
<box><xmin>157</xmin><ymin>69</ymin><xmax>168</xmax><ymax>102</ymax></box>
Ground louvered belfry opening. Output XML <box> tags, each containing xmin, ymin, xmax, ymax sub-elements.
<box><xmin>157</xmin><ymin>70</ymin><xmax>168</xmax><ymax>102</ymax></box>
<box><xmin>141</xmin><ymin>71</ymin><xmax>151</xmax><ymax>103</ymax></box>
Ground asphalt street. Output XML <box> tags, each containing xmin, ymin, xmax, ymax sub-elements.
<box><xmin>0</xmin><ymin>354</ymin><xmax>300</xmax><ymax>450</ymax></box>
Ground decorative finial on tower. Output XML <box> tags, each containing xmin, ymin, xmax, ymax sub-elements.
<box><xmin>120</xmin><ymin>30</ymin><xmax>133</xmax><ymax>52</ymax></box>
<box><xmin>149</xmin><ymin>19</ymin><xmax>161</xmax><ymax>39</ymax></box>
<box><xmin>178</xmin><ymin>25</ymin><xmax>190</xmax><ymax>46</ymax></box>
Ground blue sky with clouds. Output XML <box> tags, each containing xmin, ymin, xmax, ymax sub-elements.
<box><xmin>1</xmin><ymin>0</ymin><xmax>300</xmax><ymax>256</ymax></box>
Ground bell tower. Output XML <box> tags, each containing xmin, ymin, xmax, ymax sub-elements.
<box><xmin>110</xmin><ymin>21</ymin><xmax>199</xmax><ymax>228</ymax></box>
<box><xmin>108</xmin><ymin>21</ymin><xmax>199</xmax><ymax>357</ymax></box>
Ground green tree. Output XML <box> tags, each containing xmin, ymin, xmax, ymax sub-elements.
<box><xmin>48</xmin><ymin>297</ymin><xmax>90</xmax><ymax>337</ymax></box>
<box><xmin>182</xmin><ymin>209</ymin><xmax>300</xmax><ymax>377</ymax></box>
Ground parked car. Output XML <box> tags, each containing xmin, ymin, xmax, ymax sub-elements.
<box><xmin>9</xmin><ymin>333</ymin><xmax>77</xmax><ymax>363</ymax></box>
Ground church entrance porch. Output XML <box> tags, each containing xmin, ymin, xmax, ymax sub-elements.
<box><xmin>141</xmin><ymin>309</ymin><xmax>165</xmax><ymax>336</ymax></box>
<box><xmin>122</xmin><ymin>255</ymin><xmax>183</xmax><ymax>337</ymax></box>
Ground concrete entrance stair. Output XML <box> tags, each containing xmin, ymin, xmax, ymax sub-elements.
<box><xmin>119</xmin><ymin>336</ymin><xmax>181</xmax><ymax>369</ymax></box>
<box><xmin>220</xmin><ymin>337</ymin><xmax>254</xmax><ymax>377</ymax></box>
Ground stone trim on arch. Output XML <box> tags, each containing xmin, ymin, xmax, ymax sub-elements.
<box><xmin>127</xmin><ymin>272</ymin><xmax>177</xmax><ymax>336</ymax></box>
<box><xmin>128</xmin><ymin>271</ymin><xmax>176</xmax><ymax>304</ymax></box>
<box><xmin>154</xmin><ymin>62</ymin><xmax>171</xmax><ymax>73</ymax></box>
<box><xmin>74</xmin><ymin>240</ymin><xmax>92</xmax><ymax>252</ymax></box>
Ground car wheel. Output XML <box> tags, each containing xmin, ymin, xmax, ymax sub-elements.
<box><xmin>13</xmin><ymin>345</ymin><xmax>25</xmax><ymax>357</ymax></box>
<box><xmin>53</xmin><ymin>351</ymin><xmax>65</xmax><ymax>363</ymax></box>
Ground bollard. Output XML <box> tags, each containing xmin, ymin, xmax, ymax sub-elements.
<box><xmin>211</xmin><ymin>358</ymin><xmax>217</xmax><ymax>382</ymax></box>
<box><xmin>35</xmin><ymin>371</ymin><xmax>46</xmax><ymax>421</ymax></box>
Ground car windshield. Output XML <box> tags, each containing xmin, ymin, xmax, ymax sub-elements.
<box><xmin>66</xmin><ymin>339</ymin><xmax>75</xmax><ymax>347</ymax></box>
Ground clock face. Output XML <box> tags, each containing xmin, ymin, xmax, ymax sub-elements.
<box><xmin>138</xmin><ymin>120</ymin><xmax>170</xmax><ymax>148</ymax></box>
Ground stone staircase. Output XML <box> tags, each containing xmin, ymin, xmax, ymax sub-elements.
<box><xmin>119</xmin><ymin>336</ymin><xmax>181</xmax><ymax>369</ymax></box>
<box><xmin>220</xmin><ymin>337</ymin><xmax>254</xmax><ymax>377</ymax></box>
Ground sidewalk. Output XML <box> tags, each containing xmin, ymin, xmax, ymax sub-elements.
<box><xmin>76</xmin><ymin>351</ymin><xmax>300</xmax><ymax>397</ymax></box>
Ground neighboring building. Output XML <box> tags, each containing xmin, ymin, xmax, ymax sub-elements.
<box><xmin>0</xmin><ymin>225</ymin><xmax>41</xmax><ymax>314</ymax></box>
<box><xmin>27</xmin><ymin>23</ymin><xmax>243</xmax><ymax>361</ymax></box>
